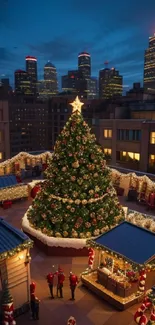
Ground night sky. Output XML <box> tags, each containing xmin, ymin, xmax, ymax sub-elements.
<box><xmin>0</xmin><ymin>0</ymin><xmax>155</xmax><ymax>90</ymax></box>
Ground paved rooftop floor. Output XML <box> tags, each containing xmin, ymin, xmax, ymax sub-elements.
<box><xmin>1</xmin><ymin>196</ymin><xmax>154</xmax><ymax>325</ymax></box>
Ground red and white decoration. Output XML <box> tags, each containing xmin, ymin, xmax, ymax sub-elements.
<box><xmin>67</xmin><ymin>316</ymin><xmax>76</xmax><ymax>325</ymax></box>
<box><xmin>2</xmin><ymin>302</ymin><xmax>16</xmax><ymax>325</ymax></box>
<box><xmin>139</xmin><ymin>269</ymin><xmax>147</xmax><ymax>293</ymax></box>
<box><xmin>88</xmin><ymin>247</ymin><xmax>95</xmax><ymax>269</ymax></box>
<box><xmin>134</xmin><ymin>297</ymin><xmax>155</xmax><ymax>324</ymax></box>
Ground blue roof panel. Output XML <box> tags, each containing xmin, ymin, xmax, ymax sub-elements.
<box><xmin>0</xmin><ymin>218</ymin><xmax>29</xmax><ymax>254</ymax></box>
<box><xmin>94</xmin><ymin>221</ymin><xmax>155</xmax><ymax>264</ymax></box>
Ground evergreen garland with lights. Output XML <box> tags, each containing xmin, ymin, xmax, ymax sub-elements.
<box><xmin>27</xmin><ymin>97</ymin><xmax>124</xmax><ymax>239</ymax></box>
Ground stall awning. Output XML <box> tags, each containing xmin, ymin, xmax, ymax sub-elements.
<box><xmin>91</xmin><ymin>221</ymin><xmax>155</xmax><ymax>264</ymax></box>
<box><xmin>0</xmin><ymin>218</ymin><xmax>33</xmax><ymax>258</ymax></box>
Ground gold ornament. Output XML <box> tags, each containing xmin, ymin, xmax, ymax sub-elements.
<box><xmin>63</xmin><ymin>231</ymin><xmax>68</xmax><ymax>237</ymax></box>
<box><xmin>86</xmin><ymin>232</ymin><xmax>92</xmax><ymax>238</ymax></box>
<box><xmin>72</xmin><ymin>161</ymin><xmax>79</xmax><ymax>168</ymax></box>
<box><xmin>82</xmin><ymin>199</ymin><xmax>87</xmax><ymax>205</ymax></box>
<box><xmin>55</xmin><ymin>232</ymin><xmax>62</xmax><ymax>237</ymax></box>
<box><xmin>70</xmin><ymin>96</ymin><xmax>84</xmax><ymax>114</ymax></box>
<box><xmin>75</xmin><ymin>199</ymin><xmax>81</xmax><ymax>205</ymax></box>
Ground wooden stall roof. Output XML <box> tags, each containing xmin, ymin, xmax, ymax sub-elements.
<box><xmin>89</xmin><ymin>221</ymin><xmax>155</xmax><ymax>265</ymax></box>
<box><xmin>0</xmin><ymin>218</ymin><xmax>32</xmax><ymax>258</ymax></box>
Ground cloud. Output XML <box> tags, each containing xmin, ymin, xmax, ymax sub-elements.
<box><xmin>29</xmin><ymin>36</ymin><xmax>94</xmax><ymax>63</ymax></box>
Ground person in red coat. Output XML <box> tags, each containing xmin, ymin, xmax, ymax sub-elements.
<box><xmin>57</xmin><ymin>267</ymin><xmax>65</xmax><ymax>298</ymax></box>
<box><xmin>47</xmin><ymin>272</ymin><xmax>55</xmax><ymax>299</ymax></box>
<box><xmin>69</xmin><ymin>272</ymin><xmax>78</xmax><ymax>301</ymax></box>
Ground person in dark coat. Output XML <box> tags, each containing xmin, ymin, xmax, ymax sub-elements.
<box><xmin>33</xmin><ymin>297</ymin><xmax>40</xmax><ymax>320</ymax></box>
<box><xmin>30</xmin><ymin>293</ymin><xmax>35</xmax><ymax>319</ymax></box>
<box><xmin>47</xmin><ymin>272</ymin><xmax>55</xmax><ymax>299</ymax></box>
<box><xmin>57</xmin><ymin>267</ymin><xmax>65</xmax><ymax>298</ymax></box>
<box><xmin>69</xmin><ymin>272</ymin><xmax>78</xmax><ymax>301</ymax></box>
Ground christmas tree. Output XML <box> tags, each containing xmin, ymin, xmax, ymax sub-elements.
<box><xmin>27</xmin><ymin>97</ymin><xmax>124</xmax><ymax>239</ymax></box>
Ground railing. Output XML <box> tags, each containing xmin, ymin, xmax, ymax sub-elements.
<box><xmin>109</xmin><ymin>165</ymin><xmax>155</xmax><ymax>182</ymax></box>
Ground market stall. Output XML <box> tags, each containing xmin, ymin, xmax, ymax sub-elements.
<box><xmin>0</xmin><ymin>218</ymin><xmax>33</xmax><ymax>317</ymax></box>
<box><xmin>81</xmin><ymin>221</ymin><xmax>155</xmax><ymax>310</ymax></box>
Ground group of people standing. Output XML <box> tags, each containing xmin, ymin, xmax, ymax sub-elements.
<box><xmin>30</xmin><ymin>267</ymin><xmax>78</xmax><ymax>320</ymax></box>
<box><xmin>46</xmin><ymin>267</ymin><xmax>78</xmax><ymax>301</ymax></box>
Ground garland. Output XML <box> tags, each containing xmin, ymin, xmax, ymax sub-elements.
<box><xmin>47</xmin><ymin>192</ymin><xmax>108</xmax><ymax>205</ymax></box>
<box><xmin>0</xmin><ymin>239</ymin><xmax>33</xmax><ymax>260</ymax></box>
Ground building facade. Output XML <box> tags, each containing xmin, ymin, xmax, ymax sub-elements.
<box><xmin>99</xmin><ymin>68</ymin><xmax>123</xmax><ymax>99</ymax></box>
<box><xmin>25</xmin><ymin>56</ymin><xmax>38</xmax><ymax>95</ymax></box>
<box><xmin>0</xmin><ymin>100</ymin><xmax>10</xmax><ymax>161</ymax></box>
<box><xmin>9</xmin><ymin>96</ymin><xmax>49</xmax><ymax>156</ymax></box>
<box><xmin>144</xmin><ymin>34</ymin><xmax>155</xmax><ymax>91</ymax></box>
<box><xmin>94</xmin><ymin>118</ymin><xmax>155</xmax><ymax>173</ymax></box>
<box><xmin>14</xmin><ymin>70</ymin><xmax>31</xmax><ymax>95</ymax></box>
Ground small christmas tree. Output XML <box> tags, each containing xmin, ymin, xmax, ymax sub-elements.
<box><xmin>2</xmin><ymin>280</ymin><xmax>13</xmax><ymax>305</ymax></box>
<box><xmin>27</xmin><ymin>97</ymin><xmax>124</xmax><ymax>239</ymax></box>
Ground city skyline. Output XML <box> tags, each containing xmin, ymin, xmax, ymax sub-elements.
<box><xmin>0</xmin><ymin>0</ymin><xmax>155</xmax><ymax>90</ymax></box>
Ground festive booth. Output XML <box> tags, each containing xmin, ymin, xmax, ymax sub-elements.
<box><xmin>0</xmin><ymin>151</ymin><xmax>52</xmax><ymax>177</ymax></box>
<box><xmin>0</xmin><ymin>218</ymin><xmax>33</xmax><ymax>317</ymax></box>
<box><xmin>81</xmin><ymin>221</ymin><xmax>155</xmax><ymax>310</ymax></box>
<box><xmin>0</xmin><ymin>175</ymin><xmax>29</xmax><ymax>203</ymax></box>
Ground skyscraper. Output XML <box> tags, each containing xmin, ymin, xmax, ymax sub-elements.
<box><xmin>144</xmin><ymin>34</ymin><xmax>155</xmax><ymax>91</ymax></box>
<box><xmin>14</xmin><ymin>70</ymin><xmax>31</xmax><ymax>95</ymax></box>
<box><xmin>44</xmin><ymin>61</ymin><xmax>58</xmax><ymax>94</ymax></box>
<box><xmin>62</xmin><ymin>70</ymin><xmax>80</xmax><ymax>94</ymax></box>
<box><xmin>25</xmin><ymin>56</ymin><xmax>37</xmax><ymax>95</ymax></box>
<box><xmin>99</xmin><ymin>67</ymin><xmax>122</xmax><ymax>99</ymax></box>
<box><xmin>78</xmin><ymin>52</ymin><xmax>91</xmax><ymax>78</ymax></box>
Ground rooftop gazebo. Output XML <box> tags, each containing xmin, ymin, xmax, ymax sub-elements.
<box><xmin>81</xmin><ymin>222</ymin><xmax>155</xmax><ymax>310</ymax></box>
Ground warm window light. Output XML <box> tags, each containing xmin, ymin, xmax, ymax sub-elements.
<box><xmin>150</xmin><ymin>132</ymin><xmax>155</xmax><ymax>144</ymax></box>
<box><xmin>104</xmin><ymin>148</ymin><xmax>112</xmax><ymax>155</ymax></box>
<box><xmin>103</xmin><ymin>129</ymin><xmax>112</xmax><ymax>138</ymax></box>
<box><xmin>121</xmin><ymin>151</ymin><xmax>140</xmax><ymax>161</ymax></box>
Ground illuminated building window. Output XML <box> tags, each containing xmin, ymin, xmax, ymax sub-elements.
<box><xmin>150</xmin><ymin>132</ymin><xmax>155</xmax><ymax>144</ymax></box>
<box><xmin>103</xmin><ymin>129</ymin><xmax>112</xmax><ymax>138</ymax></box>
<box><xmin>104</xmin><ymin>148</ymin><xmax>112</xmax><ymax>155</ymax></box>
<box><xmin>117</xmin><ymin>151</ymin><xmax>140</xmax><ymax>162</ymax></box>
<box><xmin>149</xmin><ymin>154</ymin><xmax>155</xmax><ymax>166</ymax></box>
<box><xmin>103</xmin><ymin>148</ymin><xmax>112</xmax><ymax>160</ymax></box>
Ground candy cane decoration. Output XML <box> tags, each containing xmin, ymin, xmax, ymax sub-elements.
<box><xmin>134</xmin><ymin>303</ymin><xmax>147</xmax><ymax>324</ymax></box>
<box><xmin>67</xmin><ymin>316</ymin><xmax>76</xmax><ymax>325</ymax></box>
<box><xmin>150</xmin><ymin>306</ymin><xmax>155</xmax><ymax>324</ymax></box>
<box><xmin>139</xmin><ymin>269</ymin><xmax>147</xmax><ymax>293</ymax></box>
<box><xmin>88</xmin><ymin>248</ymin><xmax>95</xmax><ymax>269</ymax></box>
<box><xmin>134</xmin><ymin>298</ymin><xmax>155</xmax><ymax>324</ymax></box>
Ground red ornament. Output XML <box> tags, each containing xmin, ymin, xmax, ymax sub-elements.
<box><xmin>51</xmin><ymin>203</ymin><xmax>56</xmax><ymax>209</ymax></box>
<box><xmin>94</xmin><ymin>193</ymin><xmax>99</xmax><ymax>198</ymax></box>
<box><xmin>92</xmin><ymin>218</ymin><xmax>97</xmax><ymax>225</ymax></box>
<box><xmin>31</xmin><ymin>185</ymin><xmax>41</xmax><ymax>199</ymax></box>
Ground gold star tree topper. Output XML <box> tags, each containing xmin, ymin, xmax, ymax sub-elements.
<box><xmin>70</xmin><ymin>96</ymin><xmax>84</xmax><ymax>114</ymax></box>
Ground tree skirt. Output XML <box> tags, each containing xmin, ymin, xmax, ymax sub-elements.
<box><xmin>22</xmin><ymin>211</ymin><xmax>87</xmax><ymax>250</ymax></box>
